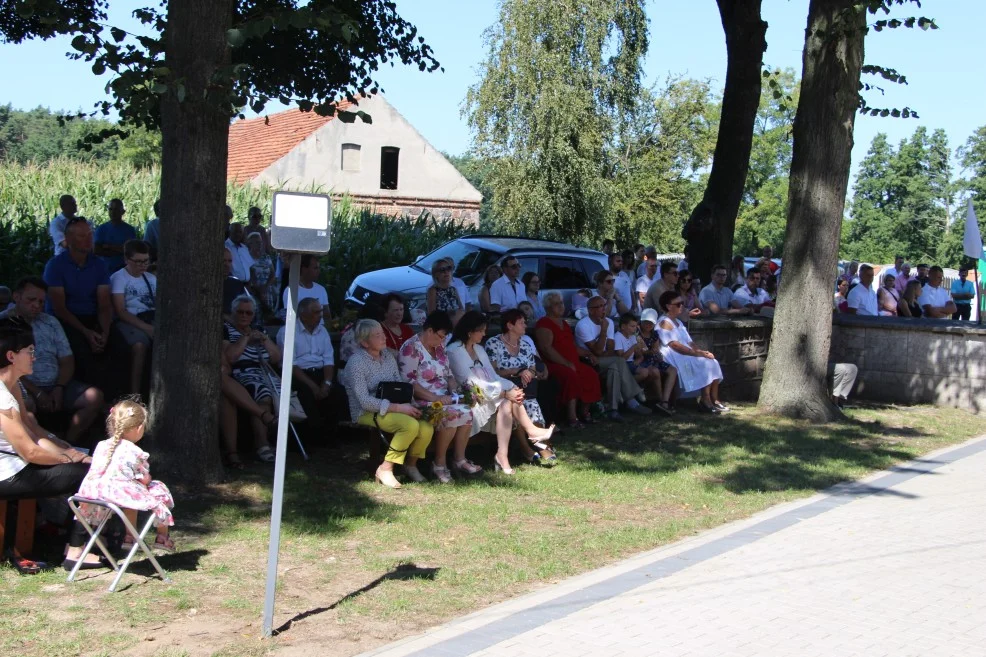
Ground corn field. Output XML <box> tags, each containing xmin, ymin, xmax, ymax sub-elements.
<box><xmin>0</xmin><ymin>158</ymin><xmax>475</xmax><ymax>308</ymax></box>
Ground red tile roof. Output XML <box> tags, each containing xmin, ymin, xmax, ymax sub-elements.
<box><xmin>227</xmin><ymin>102</ymin><xmax>354</xmax><ymax>182</ymax></box>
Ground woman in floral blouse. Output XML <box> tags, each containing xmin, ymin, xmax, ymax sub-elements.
<box><xmin>398</xmin><ymin>311</ymin><xmax>478</xmax><ymax>483</ymax></box>
<box><xmin>486</xmin><ymin>309</ymin><xmax>556</xmax><ymax>464</ymax></box>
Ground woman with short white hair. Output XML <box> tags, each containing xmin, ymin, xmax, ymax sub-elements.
<box><xmin>345</xmin><ymin>319</ymin><xmax>434</xmax><ymax>489</ymax></box>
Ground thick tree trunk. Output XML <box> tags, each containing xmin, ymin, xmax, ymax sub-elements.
<box><xmin>147</xmin><ymin>0</ymin><xmax>234</xmax><ymax>483</ymax></box>
<box><xmin>757</xmin><ymin>0</ymin><xmax>865</xmax><ymax>420</ymax></box>
<box><xmin>684</xmin><ymin>0</ymin><xmax>766</xmax><ymax>281</ymax></box>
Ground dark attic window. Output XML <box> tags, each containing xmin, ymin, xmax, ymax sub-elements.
<box><xmin>380</xmin><ymin>146</ymin><xmax>399</xmax><ymax>190</ymax></box>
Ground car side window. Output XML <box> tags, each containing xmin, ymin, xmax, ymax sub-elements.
<box><xmin>544</xmin><ymin>257</ymin><xmax>588</xmax><ymax>289</ymax></box>
<box><xmin>509</xmin><ymin>256</ymin><xmax>539</xmax><ymax>280</ymax></box>
<box><xmin>580</xmin><ymin>257</ymin><xmax>604</xmax><ymax>284</ymax></box>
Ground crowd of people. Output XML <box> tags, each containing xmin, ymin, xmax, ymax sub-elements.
<box><xmin>834</xmin><ymin>256</ymin><xmax>976</xmax><ymax>320</ymax></box>
<box><xmin>4</xmin><ymin>190</ymin><xmax>975</xmax><ymax>567</ymax></box>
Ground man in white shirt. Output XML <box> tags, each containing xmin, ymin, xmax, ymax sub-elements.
<box><xmin>700</xmin><ymin>264</ymin><xmax>752</xmax><ymax>315</ymax></box>
<box><xmin>677</xmin><ymin>245</ymin><xmax>690</xmax><ymax>274</ymax></box>
<box><xmin>642</xmin><ymin>261</ymin><xmax>679</xmax><ymax>311</ymax></box>
<box><xmin>608</xmin><ymin>252</ymin><xmax>634</xmax><ymax>313</ymax></box>
<box><xmin>49</xmin><ymin>194</ymin><xmax>80</xmax><ymax>257</ymax></box>
<box><xmin>224</xmin><ymin>222</ymin><xmax>254</xmax><ymax>281</ymax></box>
<box><xmin>276</xmin><ymin>297</ymin><xmax>335</xmax><ymax>435</ymax></box>
<box><xmin>574</xmin><ymin>296</ymin><xmax>650</xmax><ymax>421</ymax></box>
<box><xmin>846</xmin><ymin>264</ymin><xmax>878</xmax><ymax>316</ymax></box>
<box><xmin>731</xmin><ymin>268</ymin><xmax>772</xmax><ymax>313</ymax></box>
<box><xmin>918</xmin><ymin>265</ymin><xmax>957</xmax><ymax>319</ymax></box>
<box><xmin>635</xmin><ymin>259</ymin><xmax>658</xmax><ymax>309</ymax></box>
<box><xmin>282</xmin><ymin>254</ymin><xmax>331</xmax><ymax>322</ymax></box>
<box><xmin>489</xmin><ymin>256</ymin><xmax>525</xmax><ymax>311</ymax></box>
<box><xmin>882</xmin><ymin>255</ymin><xmax>905</xmax><ymax>282</ymax></box>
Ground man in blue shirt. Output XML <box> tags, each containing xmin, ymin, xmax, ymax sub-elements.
<box><xmin>950</xmin><ymin>265</ymin><xmax>976</xmax><ymax>321</ymax></box>
<box><xmin>94</xmin><ymin>198</ymin><xmax>137</xmax><ymax>273</ymax></box>
<box><xmin>43</xmin><ymin>217</ymin><xmax>113</xmax><ymax>386</ymax></box>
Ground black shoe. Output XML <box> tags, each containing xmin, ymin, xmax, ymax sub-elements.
<box><xmin>62</xmin><ymin>556</ymin><xmax>110</xmax><ymax>572</ymax></box>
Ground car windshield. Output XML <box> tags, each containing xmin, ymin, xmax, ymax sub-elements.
<box><xmin>412</xmin><ymin>241</ymin><xmax>500</xmax><ymax>282</ymax></box>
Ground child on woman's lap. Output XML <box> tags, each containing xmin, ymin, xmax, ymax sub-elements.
<box><xmin>76</xmin><ymin>398</ymin><xmax>176</xmax><ymax>552</ymax></box>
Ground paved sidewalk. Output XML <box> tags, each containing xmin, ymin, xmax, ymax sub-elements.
<box><xmin>359</xmin><ymin>436</ymin><xmax>986</xmax><ymax>657</ymax></box>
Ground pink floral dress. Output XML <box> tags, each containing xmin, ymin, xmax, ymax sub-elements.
<box><xmin>76</xmin><ymin>439</ymin><xmax>174</xmax><ymax>527</ymax></box>
<box><xmin>398</xmin><ymin>335</ymin><xmax>473</xmax><ymax>430</ymax></box>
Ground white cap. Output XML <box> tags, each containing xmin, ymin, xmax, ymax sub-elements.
<box><xmin>640</xmin><ymin>308</ymin><xmax>659</xmax><ymax>325</ymax></box>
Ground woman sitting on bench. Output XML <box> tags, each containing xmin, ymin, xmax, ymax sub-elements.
<box><xmin>0</xmin><ymin>318</ymin><xmax>100</xmax><ymax>570</ymax></box>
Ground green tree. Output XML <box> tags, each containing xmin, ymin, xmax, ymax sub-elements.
<box><xmin>446</xmin><ymin>152</ymin><xmax>495</xmax><ymax>230</ymax></box>
<box><xmin>845</xmin><ymin>132</ymin><xmax>902</xmax><ymax>261</ymax></box>
<box><xmin>733</xmin><ymin>68</ymin><xmax>799</xmax><ymax>256</ymax></box>
<box><xmin>758</xmin><ymin>0</ymin><xmax>866</xmax><ymax>422</ymax></box>
<box><xmin>846</xmin><ymin>127</ymin><xmax>953</xmax><ymax>264</ymax></box>
<box><xmin>1</xmin><ymin>0</ymin><xmax>440</xmax><ymax>483</ymax></box>
<box><xmin>956</xmin><ymin>125</ymin><xmax>986</xmax><ymax>235</ymax></box>
<box><xmin>760</xmin><ymin>0</ymin><xmax>938</xmax><ymax>421</ymax></box>
<box><xmin>464</xmin><ymin>0</ymin><xmax>648</xmax><ymax>243</ymax></box>
<box><xmin>609</xmin><ymin>76</ymin><xmax>718</xmax><ymax>250</ymax></box>
<box><xmin>0</xmin><ymin>104</ymin><xmax>120</xmax><ymax>163</ymax></box>
<box><xmin>682</xmin><ymin>0</ymin><xmax>767</xmax><ymax>283</ymax></box>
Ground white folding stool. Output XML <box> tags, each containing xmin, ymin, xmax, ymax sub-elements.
<box><xmin>66</xmin><ymin>495</ymin><xmax>172</xmax><ymax>592</ymax></box>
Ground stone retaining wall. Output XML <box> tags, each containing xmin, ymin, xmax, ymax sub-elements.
<box><xmin>684</xmin><ymin>317</ymin><xmax>773</xmax><ymax>401</ymax></box>
<box><xmin>829</xmin><ymin>314</ymin><xmax>986</xmax><ymax>412</ymax></box>
<box><xmin>686</xmin><ymin>314</ymin><xmax>985</xmax><ymax>411</ymax></box>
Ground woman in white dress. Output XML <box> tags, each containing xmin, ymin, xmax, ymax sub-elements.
<box><xmin>655</xmin><ymin>290</ymin><xmax>727</xmax><ymax>414</ymax></box>
<box><xmin>447</xmin><ymin>311</ymin><xmax>554</xmax><ymax>475</ymax></box>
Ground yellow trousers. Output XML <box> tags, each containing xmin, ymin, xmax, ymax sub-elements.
<box><xmin>358</xmin><ymin>411</ymin><xmax>434</xmax><ymax>464</ymax></box>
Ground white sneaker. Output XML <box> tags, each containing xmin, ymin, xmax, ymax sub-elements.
<box><xmin>404</xmin><ymin>465</ymin><xmax>426</xmax><ymax>483</ymax></box>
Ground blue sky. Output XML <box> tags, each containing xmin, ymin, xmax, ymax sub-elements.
<box><xmin>0</xmin><ymin>0</ymin><xmax>982</xmax><ymax>184</ymax></box>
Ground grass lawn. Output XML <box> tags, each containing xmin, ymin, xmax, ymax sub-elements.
<box><xmin>2</xmin><ymin>402</ymin><xmax>985</xmax><ymax>657</ymax></box>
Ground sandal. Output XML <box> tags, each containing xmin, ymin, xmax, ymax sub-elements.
<box><xmin>256</xmin><ymin>446</ymin><xmax>276</xmax><ymax>463</ymax></box>
<box><xmin>567</xmin><ymin>420</ymin><xmax>586</xmax><ymax>430</ymax></box>
<box><xmin>153</xmin><ymin>535</ymin><xmax>176</xmax><ymax>553</ymax></box>
<box><xmin>224</xmin><ymin>453</ymin><xmax>246</xmax><ymax>471</ymax></box>
<box><xmin>654</xmin><ymin>402</ymin><xmax>674</xmax><ymax>416</ymax></box>
<box><xmin>7</xmin><ymin>549</ymin><xmax>48</xmax><ymax>575</ymax></box>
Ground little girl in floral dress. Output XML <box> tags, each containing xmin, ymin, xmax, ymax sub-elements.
<box><xmin>76</xmin><ymin>399</ymin><xmax>175</xmax><ymax>551</ymax></box>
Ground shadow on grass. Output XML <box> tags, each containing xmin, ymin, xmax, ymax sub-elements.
<box><xmin>560</xmin><ymin>405</ymin><xmax>929</xmax><ymax>495</ymax></box>
<box><xmin>272</xmin><ymin>562</ymin><xmax>439</xmax><ymax>635</ymax></box>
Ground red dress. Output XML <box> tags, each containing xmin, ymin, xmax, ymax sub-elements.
<box><xmin>384</xmin><ymin>322</ymin><xmax>415</xmax><ymax>353</ymax></box>
<box><xmin>535</xmin><ymin>317</ymin><xmax>601</xmax><ymax>405</ymax></box>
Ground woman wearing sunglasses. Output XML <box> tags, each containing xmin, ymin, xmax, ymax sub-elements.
<box><xmin>427</xmin><ymin>259</ymin><xmax>465</xmax><ymax>326</ymax></box>
<box><xmin>656</xmin><ymin>290</ymin><xmax>727</xmax><ymax>414</ymax></box>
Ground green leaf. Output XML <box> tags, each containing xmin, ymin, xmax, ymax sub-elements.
<box><xmin>111</xmin><ymin>27</ymin><xmax>127</xmax><ymax>43</ymax></box>
<box><xmin>152</xmin><ymin>83</ymin><xmax>168</xmax><ymax>95</ymax></box>
<box><xmin>226</xmin><ymin>29</ymin><xmax>246</xmax><ymax>48</ymax></box>
<box><xmin>15</xmin><ymin>3</ymin><xmax>34</xmax><ymax>19</ymax></box>
<box><xmin>92</xmin><ymin>60</ymin><xmax>105</xmax><ymax>75</ymax></box>
<box><xmin>176</xmin><ymin>83</ymin><xmax>186</xmax><ymax>103</ymax></box>
<box><xmin>71</xmin><ymin>35</ymin><xmax>88</xmax><ymax>52</ymax></box>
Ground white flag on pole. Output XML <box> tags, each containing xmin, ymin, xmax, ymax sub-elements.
<box><xmin>963</xmin><ymin>198</ymin><xmax>983</xmax><ymax>260</ymax></box>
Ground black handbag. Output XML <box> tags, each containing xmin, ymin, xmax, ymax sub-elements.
<box><xmin>375</xmin><ymin>381</ymin><xmax>413</xmax><ymax>404</ymax></box>
<box><xmin>372</xmin><ymin>381</ymin><xmax>414</xmax><ymax>453</ymax></box>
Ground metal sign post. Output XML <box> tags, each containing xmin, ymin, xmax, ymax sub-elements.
<box><xmin>262</xmin><ymin>192</ymin><xmax>331</xmax><ymax>638</ymax></box>
<box><xmin>262</xmin><ymin>252</ymin><xmax>299</xmax><ymax>638</ymax></box>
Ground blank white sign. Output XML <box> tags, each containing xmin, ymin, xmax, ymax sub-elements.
<box><xmin>272</xmin><ymin>192</ymin><xmax>330</xmax><ymax>229</ymax></box>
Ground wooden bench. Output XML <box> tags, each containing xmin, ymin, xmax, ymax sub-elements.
<box><xmin>0</xmin><ymin>497</ymin><xmax>37</xmax><ymax>556</ymax></box>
